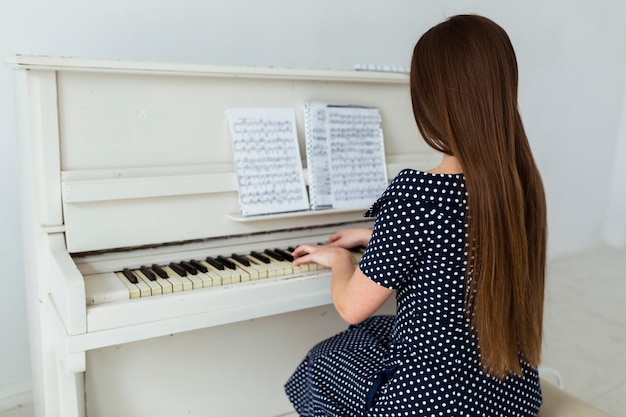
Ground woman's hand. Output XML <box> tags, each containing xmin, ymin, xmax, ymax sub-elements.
<box><xmin>292</xmin><ymin>243</ymin><xmax>353</xmax><ymax>268</ymax></box>
<box><xmin>326</xmin><ymin>228</ymin><xmax>372</xmax><ymax>249</ymax></box>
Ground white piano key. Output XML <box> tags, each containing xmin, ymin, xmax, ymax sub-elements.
<box><xmin>200</xmin><ymin>260</ymin><xmax>239</xmax><ymax>285</ymax></box>
<box><xmin>114</xmin><ymin>271</ymin><xmax>143</xmax><ymax>299</ymax></box>
<box><xmin>217</xmin><ymin>259</ymin><xmax>253</xmax><ymax>283</ymax></box>
<box><xmin>215</xmin><ymin>259</ymin><xmax>246</xmax><ymax>283</ymax></box>
<box><xmin>262</xmin><ymin>257</ymin><xmax>289</xmax><ymax>275</ymax></box>
<box><xmin>222</xmin><ymin>258</ymin><xmax>255</xmax><ymax>283</ymax></box>
<box><xmin>252</xmin><ymin>251</ymin><xmax>293</xmax><ymax>277</ymax></box>
<box><xmin>263</xmin><ymin>250</ymin><xmax>295</xmax><ymax>275</ymax></box>
<box><xmin>187</xmin><ymin>270</ymin><xmax>212</xmax><ymax>288</ymax></box>
<box><xmin>229</xmin><ymin>258</ymin><xmax>259</xmax><ymax>281</ymax></box>
<box><xmin>155</xmin><ymin>275</ymin><xmax>173</xmax><ymax>294</ymax></box>
<box><xmin>135</xmin><ymin>270</ymin><xmax>163</xmax><ymax>296</ymax></box>
<box><xmin>180</xmin><ymin>276</ymin><xmax>194</xmax><ymax>291</ymax></box>
<box><xmin>161</xmin><ymin>266</ymin><xmax>185</xmax><ymax>292</ymax></box>
<box><xmin>199</xmin><ymin>269</ymin><xmax>222</xmax><ymax>288</ymax></box>
<box><xmin>181</xmin><ymin>269</ymin><xmax>204</xmax><ymax>290</ymax></box>
<box><xmin>133</xmin><ymin>275</ymin><xmax>151</xmax><ymax>297</ymax></box>
<box><xmin>227</xmin><ymin>254</ymin><xmax>261</xmax><ymax>281</ymax></box>
<box><xmin>242</xmin><ymin>255</ymin><xmax>270</xmax><ymax>278</ymax></box>
<box><xmin>274</xmin><ymin>247</ymin><xmax>308</xmax><ymax>273</ymax></box>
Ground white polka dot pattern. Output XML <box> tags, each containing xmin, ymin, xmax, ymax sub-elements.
<box><xmin>285</xmin><ymin>170</ymin><xmax>542</xmax><ymax>416</ymax></box>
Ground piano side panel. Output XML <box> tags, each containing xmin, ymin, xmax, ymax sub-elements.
<box><xmin>26</xmin><ymin>70</ymin><xmax>64</xmax><ymax>227</ymax></box>
<box><xmin>15</xmin><ymin>69</ymin><xmax>76</xmax><ymax>417</ymax></box>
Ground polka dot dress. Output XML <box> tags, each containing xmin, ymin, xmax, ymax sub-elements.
<box><xmin>285</xmin><ymin>170</ymin><xmax>542</xmax><ymax>417</ymax></box>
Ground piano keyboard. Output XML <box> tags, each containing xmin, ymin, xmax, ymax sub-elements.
<box><xmin>84</xmin><ymin>246</ymin><xmax>363</xmax><ymax>305</ymax></box>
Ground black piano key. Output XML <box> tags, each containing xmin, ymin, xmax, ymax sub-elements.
<box><xmin>139</xmin><ymin>266</ymin><xmax>156</xmax><ymax>281</ymax></box>
<box><xmin>205</xmin><ymin>256</ymin><xmax>225</xmax><ymax>270</ymax></box>
<box><xmin>190</xmin><ymin>260</ymin><xmax>208</xmax><ymax>273</ymax></box>
<box><xmin>250</xmin><ymin>251</ymin><xmax>271</xmax><ymax>264</ymax></box>
<box><xmin>216</xmin><ymin>256</ymin><xmax>236</xmax><ymax>270</ymax></box>
<box><xmin>231</xmin><ymin>253</ymin><xmax>251</xmax><ymax>267</ymax></box>
<box><xmin>169</xmin><ymin>262</ymin><xmax>187</xmax><ymax>276</ymax></box>
<box><xmin>151</xmin><ymin>264</ymin><xmax>169</xmax><ymax>279</ymax></box>
<box><xmin>274</xmin><ymin>248</ymin><xmax>294</xmax><ymax>262</ymax></box>
<box><xmin>121</xmin><ymin>268</ymin><xmax>138</xmax><ymax>284</ymax></box>
<box><xmin>264</xmin><ymin>249</ymin><xmax>284</xmax><ymax>262</ymax></box>
<box><xmin>180</xmin><ymin>261</ymin><xmax>199</xmax><ymax>275</ymax></box>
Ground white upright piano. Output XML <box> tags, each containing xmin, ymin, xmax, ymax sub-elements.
<box><xmin>9</xmin><ymin>55</ymin><xmax>438</xmax><ymax>417</ymax></box>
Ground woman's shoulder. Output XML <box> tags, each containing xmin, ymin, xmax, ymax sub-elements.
<box><xmin>364</xmin><ymin>169</ymin><xmax>467</xmax><ymax>217</ymax></box>
<box><xmin>390</xmin><ymin>169</ymin><xmax>466</xmax><ymax>204</ymax></box>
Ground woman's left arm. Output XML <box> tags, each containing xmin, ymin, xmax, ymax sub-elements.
<box><xmin>293</xmin><ymin>244</ymin><xmax>393</xmax><ymax>324</ymax></box>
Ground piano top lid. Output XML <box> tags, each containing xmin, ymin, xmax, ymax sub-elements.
<box><xmin>5</xmin><ymin>54</ymin><xmax>409</xmax><ymax>84</ymax></box>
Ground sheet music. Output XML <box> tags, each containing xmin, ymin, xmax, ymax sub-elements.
<box><xmin>303</xmin><ymin>101</ymin><xmax>333</xmax><ymax>209</ymax></box>
<box><xmin>327</xmin><ymin>106</ymin><xmax>388</xmax><ymax>209</ymax></box>
<box><xmin>227</xmin><ymin>108</ymin><xmax>309</xmax><ymax>216</ymax></box>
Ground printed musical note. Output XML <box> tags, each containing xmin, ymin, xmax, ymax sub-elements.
<box><xmin>227</xmin><ymin>108</ymin><xmax>309</xmax><ymax>216</ymax></box>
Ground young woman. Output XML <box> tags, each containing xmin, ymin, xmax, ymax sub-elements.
<box><xmin>285</xmin><ymin>14</ymin><xmax>547</xmax><ymax>417</ymax></box>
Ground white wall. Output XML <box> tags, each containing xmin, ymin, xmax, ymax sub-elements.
<box><xmin>1</xmin><ymin>0</ymin><xmax>625</xmax><ymax>403</ymax></box>
<box><xmin>605</xmin><ymin>86</ymin><xmax>626</xmax><ymax>247</ymax></box>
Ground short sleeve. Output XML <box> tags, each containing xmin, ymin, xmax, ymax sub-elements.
<box><xmin>359</xmin><ymin>197</ymin><xmax>423</xmax><ymax>289</ymax></box>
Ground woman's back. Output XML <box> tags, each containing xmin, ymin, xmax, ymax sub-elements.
<box><xmin>359</xmin><ymin>169</ymin><xmax>541</xmax><ymax>416</ymax></box>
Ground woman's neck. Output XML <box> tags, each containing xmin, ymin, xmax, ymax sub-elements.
<box><xmin>427</xmin><ymin>154</ymin><xmax>463</xmax><ymax>174</ymax></box>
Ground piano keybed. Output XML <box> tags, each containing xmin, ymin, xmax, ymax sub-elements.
<box><xmin>84</xmin><ymin>244</ymin><xmax>363</xmax><ymax>306</ymax></box>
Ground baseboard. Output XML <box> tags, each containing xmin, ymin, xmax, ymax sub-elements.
<box><xmin>0</xmin><ymin>390</ymin><xmax>33</xmax><ymax>413</ymax></box>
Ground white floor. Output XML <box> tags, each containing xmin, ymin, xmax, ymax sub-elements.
<box><xmin>540</xmin><ymin>244</ymin><xmax>626</xmax><ymax>417</ymax></box>
<box><xmin>1</xmin><ymin>245</ymin><xmax>624</xmax><ymax>417</ymax></box>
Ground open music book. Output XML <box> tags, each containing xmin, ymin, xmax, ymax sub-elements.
<box><xmin>304</xmin><ymin>101</ymin><xmax>388</xmax><ymax>210</ymax></box>
<box><xmin>227</xmin><ymin>103</ymin><xmax>388</xmax><ymax>216</ymax></box>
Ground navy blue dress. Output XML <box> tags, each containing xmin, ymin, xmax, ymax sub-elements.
<box><xmin>285</xmin><ymin>169</ymin><xmax>542</xmax><ymax>417</ymax></box>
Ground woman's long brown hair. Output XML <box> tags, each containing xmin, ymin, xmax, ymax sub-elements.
<box><xmin>410</xmin><ymin>15</ymin><xmax>547</xmax><ymax>378</ymax></box>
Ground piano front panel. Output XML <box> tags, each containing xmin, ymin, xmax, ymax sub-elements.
<box><xmin>84</xmin><ymin>302</ymin><xmax>398</xmax><ymax>417</ymax></box>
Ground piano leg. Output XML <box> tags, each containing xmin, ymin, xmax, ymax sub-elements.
<box><xmin>57</xmin><ymin>369</ymin><xmax>85</xmax><ymax>417</ymax></box>
<box><xmin>30</xmin><ymin>304</ymin><xmax>85</xmax><ymax>417</ymax></box>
